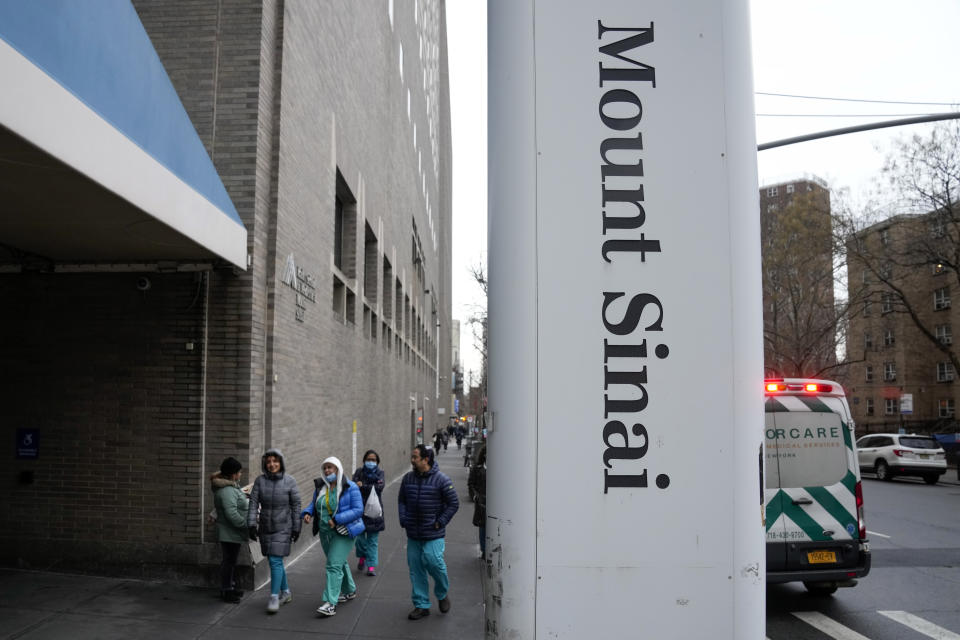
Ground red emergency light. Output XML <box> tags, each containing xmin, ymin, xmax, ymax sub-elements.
<box><xmin>764</xmin><ymin>380</ymin><xmax>833</xmax><ymax>394</ymax></box>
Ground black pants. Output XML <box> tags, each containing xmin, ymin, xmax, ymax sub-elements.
<box><xmin>220</xmin><ymin>542</ymin><xmax>241</xmax><ymax>592</ymax></box>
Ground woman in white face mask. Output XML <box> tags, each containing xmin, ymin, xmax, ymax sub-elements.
<box><xmin>352</xmin><ymin>449</ymin><xmax>386</xmax><ymax>576</ymax></box>
<box><xmin>301</xmin><ymin>456</ymin><xmax>366</xmax><ymax>617</ymax></box>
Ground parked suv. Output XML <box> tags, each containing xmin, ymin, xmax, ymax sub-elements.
<box><xmin>855</xmin><ymin>434</ymin><xmax>947</xmax><ymax>484</ymax></box>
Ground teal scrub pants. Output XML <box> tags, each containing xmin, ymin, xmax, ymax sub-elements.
<box><xmin>355</xmin><ymin>531</ymin><xmax>380</xmax><ymax>567</ymax></box>
<box><xmin>319</xmin><ymin>528</ymin><xmax>357</xmax><ymax>605</ymax></box>
<box><xmin>267</xmin><ymin>555</ymin><xmax>288</xmax><ymax>595</ymax></box>
<box><xmin>406</xmin><ymin>538</ymin><xmax>448</xmax><ymax>609</ymax></box>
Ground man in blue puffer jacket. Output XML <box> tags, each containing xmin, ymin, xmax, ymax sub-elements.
<box><xmin>398</xmin><ymin>444</ymin><xmax>459</xmax><ymax>620</ymax></box>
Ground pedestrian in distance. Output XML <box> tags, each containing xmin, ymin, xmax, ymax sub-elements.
<box><xmin>302</xmin><ymin>456</ymin><xmax>365</xmax><ymax>617</ymax></box>
<box><xmin>398</xmin><ymin>444</ymin><xmax>460</xmax><ymax>620</ymax></box>
<box><xmin>211</xmin><ymin>456</ymin><xmax>249</xmax><ymax>603</ymax></box>
<box><xmin>433</xmin><ymin>431</ymin><xmax>443</xmax><ymax>451</ymax></box>
<box><xmin>247</xmin><ymin>448</ymin><xmax>301</xmax><ymax>614</ymax></box>
<box><xmin>456</xmin><ymin>431</ymin><xmax>463</xmax><ymax>450</ymax></box>
<box><xmin>442</xmin><ymin>432</ymin><xmax>449</xmax><ymax>451</ymax></box>
<box><xmin>352</xmin><ymin>449</ymin><xmax>386</xmax><ymax>576</ymax></box>
<box><xmin>468</xmin><ymin>445</ymin><xmax>487</xmax><ymax>559</ymax></box>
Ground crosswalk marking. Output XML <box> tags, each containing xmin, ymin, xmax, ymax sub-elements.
<box><xmin>879</xmin><ymin>611</ymin><xmax>960</xmax><ymax>640</ymax></box>
<box><xmin>792</xmin><ymin>611</ymin><xmax>873</xmax><ymax>640</ymax></box>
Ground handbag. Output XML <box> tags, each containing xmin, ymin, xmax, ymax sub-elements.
<box><xmin>363</xmin><ymin>488</ymin><xmax>383</xmax><ymax>519</ymax></box>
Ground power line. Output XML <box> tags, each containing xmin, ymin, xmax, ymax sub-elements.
<box><xmin>757</xmin><ymin>112</ymin><xmax>942</xmax><ymax>118</ymax></box>
<box><xmin>756</xmin><ymin>91</ymin><xmax>959</xmax><ymax>107</ymax></box>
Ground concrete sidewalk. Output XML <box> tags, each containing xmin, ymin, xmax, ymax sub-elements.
<box><xmin>0</xmin><ymin>446</ymin><xmax>484</xmax><ymax>640</ymax></box>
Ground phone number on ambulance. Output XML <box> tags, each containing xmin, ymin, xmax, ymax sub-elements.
<box><xmin>766</xmin><ymin>531</ymin><xmax>808</xmax><ymax>540</ymax></box>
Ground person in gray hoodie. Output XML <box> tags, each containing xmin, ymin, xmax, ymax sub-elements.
<box><xmin>248</xmin><ymin>448</ymin><xmax>301</xmax><ymax>614</ymax></box>
<box><xmin>211</xmin><ymin>456</ymin><xmax>249</xmax><ymax>603</ymax></box>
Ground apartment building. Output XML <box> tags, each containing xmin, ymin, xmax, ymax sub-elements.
<box><xmin>846</xmin><ymin>212</ymin><xmax>958</xmax><ymax>432</ymax></box>
<box><xmin>759</xmin><ymin>176</ymin><xmax>837</xmax><ymax>378</ymax></box>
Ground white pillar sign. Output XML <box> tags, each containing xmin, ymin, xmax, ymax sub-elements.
<box><xmin>488</xmin><ymin>1</ymin><xmax>764</xmax><ymax>638</ymax></box>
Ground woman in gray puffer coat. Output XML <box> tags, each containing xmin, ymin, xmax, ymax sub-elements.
<box><xmin>248</xmin><ymin>448</ymin><xmax>301</xmax><ymax>614</ymax></box>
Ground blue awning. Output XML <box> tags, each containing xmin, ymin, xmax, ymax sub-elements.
<box><xmin>0</xmin><ymin>0</ymin><xmax>247</xmax><ymax>269</ymax></box>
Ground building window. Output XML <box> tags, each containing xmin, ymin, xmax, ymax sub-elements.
<box><xmin>862</xmin><ymin>269</ymin><xmax>870</xmax><ymax>284</ymax></box>
<box><xmin>333</xmin><ymin>170</ymin><xmax>358</xmax><ymax>323</ymax></box>
<box><xmin>935</xmin><ymin>287</ymin><xmax>951</xmax><ymax>310</ymax></box>
<box><xmin>363</xmin><ymin>222</ymin><xmax>379</xmax><ymax>302</ymax></box>
<box><xmin>885</xmin><ymin>397</ymin><xmax>899</xmax><ymax>415</ymax></box>
<box><xmin>786</xmin><ymin>184</ymin><xmax>795</xmax><ymax>194</ymax></box>
<box><xmin>939</xmin><ymin>399</ymin><xmax>955</xmax><ymax>418</ymax></box>
<box><xmin>382</xmin><ymin>258</ymin><xmax>394</xmax><ymax>322</ymax></box>
<box><xmin>334</xmin><ymin>197</ymin><xmax>344</xmax><ymax>269</ymax></box>
<box><xmin>883</xmin><ymin>329</ymin><xmax>895</xmax><ymax>347</ymax></box>
<box><xmin>936</xmin><ymin>324</ymin><xmax>952</xmax><ymax>345</ymax></box>
<box><xmin>863</xmin><ymin>300</ymin><xmax>872</xmax><ymax>317</ymax></box>
<box><xmin>865</xmin><ymin>398</ymin><xmax>874</xmax><ymax>416</ymax></box>
<box><xmin>879</xmin><ymin>228</ymin><xmax>890</xmax><ymax>245</ymax></box>
<box><xmin>879</xmin><ymin>262</ymin><xmax>892</xmax><ymax>279</ymax></box>
<box><xmin>766</xmin><ymin>203</ymin><xmax>779</xmax><ymax>213</ymax></box>
<box><xmin>766</xmin><ymin>187</ymin><xmax>778</xmax><ymax>197</ymax></box>
<box><xmin>881</xmin><ymin>292</ymin><xmax>893</xmax><ymax>313</ymax></box>
<box><xmin>864</xmin><ymin>333</ymin><xmax>873</xmax><ymax>350</ymax></box>
<box><xmin>931</xmin><ymin>217</ymin><xmax>946</xmax><ymax>238</ymax></box>
<box><xmin>334</xmin><ymin>170</ymin><xmax>358</xmax><ymax>277</ymax></box>
<box><xmin>937</xmin><ymin>362</ymin><xmax>955</xmax><ymax>382</ymax></box>
<box><xmin>411</xmin><ymin>219</ymin><xmax>426</xmax><ymax>287</ymax></box>
<box><xmin>883</xmin><ymin>361</ymin><xmax>896</xmax><ymax>381</ymax></box>
<box><xmin>865</xmin><ymin>365</ymin><xmax>874</xmax><ymax>382</ymax></box>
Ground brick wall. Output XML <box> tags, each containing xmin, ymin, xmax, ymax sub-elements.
<box><xmin>0</xmin><ymin>0</ymin><xmax>452</xmax><ymax>586</ymax></box>
<box><xmin>0</xmin><ymin>272</ymin><xmax>210</xmax><ymax>576</ymax></box>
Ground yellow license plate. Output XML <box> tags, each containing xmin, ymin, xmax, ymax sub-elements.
<box><xmin>807</xmin><ymin>550</ymin><xmax>837</xmax><ymax>564</ymax></box>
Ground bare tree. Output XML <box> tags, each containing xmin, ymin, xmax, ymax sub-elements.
<box><xmin>840</xmin><ymin>121</ymin><xmax>960</xmax><ymax>376</ymax></box>
<box><xmin>762</xmin><ymin>190</ymin><xmax>860</xmax><ymax>379</ymax></box>
<box><xmin>466</xmin><ymin>262</ymin><xmax>488</xmax><ymax>363</ymax></box>
<box><xmin>464</xmin><ymin>262</ymin><xmax>488</xmax><ymax>423</ymax></box>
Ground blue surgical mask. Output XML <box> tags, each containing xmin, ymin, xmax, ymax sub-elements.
<box><xmin>364</xmin><ymin>461</ymin><xmax>378</xmax><ymax>470</ymax></box>
<box><xmin>325</xmin><ymin>473</ymin><xmax>337</xmax><ymax>483</ymax></box>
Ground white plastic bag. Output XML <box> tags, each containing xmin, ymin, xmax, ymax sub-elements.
<box><xmin>363</xmin><ymin>488</ymin><xmax>382</xmax><ymax>519</ymax></box>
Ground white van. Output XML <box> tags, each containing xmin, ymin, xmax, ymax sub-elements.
<box><xmin>764</xmin><ymin>378</ymin><xmax>871</xmax><ymax>595</ymax></box>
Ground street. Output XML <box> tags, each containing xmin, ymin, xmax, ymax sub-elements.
<box><xmin>766</xmin><ymin>474</ymin><xmax>960</xmax><ymax>639</ymax></box>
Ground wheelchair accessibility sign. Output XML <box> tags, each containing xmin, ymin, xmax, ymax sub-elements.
<box><xmin>16</xmin><ymin>429</ymin><xmax>39</xmax><ymax>459</ymax></box>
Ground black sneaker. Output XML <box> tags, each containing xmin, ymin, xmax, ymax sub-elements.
<box><xmin>221</xmin><ymin>591</ymin><xmax>241</xmax><ymax>603</ymax></box>
<box><xmin>439</xmin><ymin>596</ymin><xmax>451</xmax><ymax>613</ymax></box>
<box><xmin>408</xmin><ymin>607</ymin><xmax>431</xmax><ymax>620</ymax></box>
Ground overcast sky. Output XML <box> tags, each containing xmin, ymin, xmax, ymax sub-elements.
<box><xmin>446</xmin><ymin>1</ymin><xmax>960</xmax><ymax>382</ymax></box>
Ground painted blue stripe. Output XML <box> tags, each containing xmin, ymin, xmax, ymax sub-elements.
<box><xmin>0</xmin><ymin>0</ymin><xmax>241</xmax><ymax>226</ymax></box>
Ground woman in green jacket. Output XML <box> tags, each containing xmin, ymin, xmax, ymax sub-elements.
<box><xmin>212</xmin><ymin>457</ymin><xmax>249</xmax><ymax>603</ymax></box>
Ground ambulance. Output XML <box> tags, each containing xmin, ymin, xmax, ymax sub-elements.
<box><xmin>764</xmin><ymin>378</ymin><xmax>871</xmax><ymax>595</ymax></box>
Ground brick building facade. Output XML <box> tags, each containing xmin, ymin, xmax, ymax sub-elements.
<box><xmin>759</xmin><ymin>177</ymin><xmax>837</xmax><ymax>378</ymax></box>
<box><xmin>1</xmin><ymin>0</ymin><xmax>452</xmax><ymax>585</ymax></box>
<box><xmin>846</xmin><ymin>214</ymin><xmax>959</xmax><ymax>433</ymax></box>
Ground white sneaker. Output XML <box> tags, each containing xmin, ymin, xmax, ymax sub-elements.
<box><xmin>337</xmin><ymin>590</ymin><xmax>358</xmax><ymax>603</ymax></box>
<box><xmin>280</xmin><ymin>590</ymin><xmax>293</xmax><ymax>605</ymax></box>
<box><xmin>266</xmin><ymin>594</ymin><xmax>280</xmax><ymax>613</ymax></box>
<box><xmin>316</xmin><ymin>602</ymin><xmax>337</xmax><ymax>616</ymax></box>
